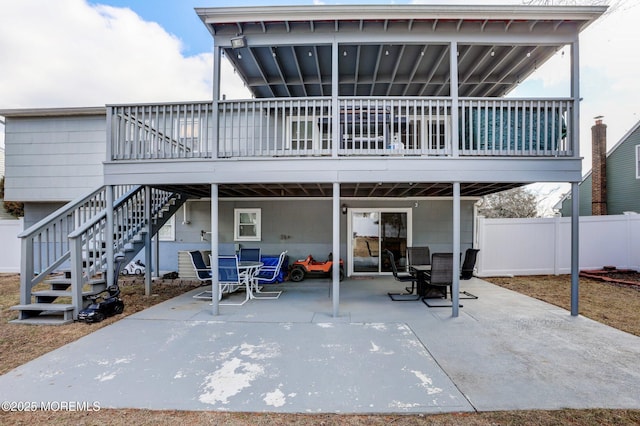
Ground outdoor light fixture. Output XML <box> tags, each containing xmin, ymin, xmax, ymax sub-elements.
<box><xmin>342</xmin><ymin>204</ymin><xmax>348</xmax><ymax>215</ymax></box>
<box><xmin>230</xmin><ymin>35</ymin><xmax>246</xmax><ymax>49</ymax></box>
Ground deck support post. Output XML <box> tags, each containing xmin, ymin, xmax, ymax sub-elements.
<box><xmin>144</xmin><ymin>185</ymin><xmax>152</xmax><ymax>296</ymax></box>
<box><xmin>211</xmin><ymin>184</ymin><xmax>220</xmax><ymax>315</ymax></box>
<box><xmin>452</xmin><ymin>182</ymin><xmax>461</xmax><ymax>318</ymax></box>
<box><xmin>106</xmin><ymin>185</ymin><xmax>115</xmax><ymax>288</ymax></box>
<box><xmin>571</xmin><ymin>182</ymin><xmax>580</xmax><ymax>316</ymax></box>
<box><xmin>570</xmin><ymin>39</ymin><xmax>580</xmax><ymax>317</ymax></box>
<box><xmin>332</xmin><ymin>182</ymin><xmax>340</xmax><ymax>317</ymax></box>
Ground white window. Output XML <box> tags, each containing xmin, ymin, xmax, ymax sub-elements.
<box><xmin>287</xmin><ymin>118</ymin><xmax>316</xmax><ymax>151</ymax></box>
<box><xmin>286</xmin><ymin>115</ymin><xmax>329</xmax><ymax>151</ymax></box>
<box><xmin>157</xmin><ymin>216</ymin><xmax>175</xmax><ymax>241</ymax></box>
<box><xmin>636</xmin><ymin>145</ymin><xmax>640</xmax><ymax>179</ymax></box>
<box><xmin>234</xmin><ymin>208</ymin><xmax>261</xmax><ymax>241</ymax></box>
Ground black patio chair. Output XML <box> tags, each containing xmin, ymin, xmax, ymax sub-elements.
<box><xmin>460</xmin><ymin>248</ymin><xmax>479</xmax><ymax>280</ymax></box>
<box><xmin>385</xmin><ymin>249</ymin><xmax>420</xmax><ymax>301</ymax></box>
<box><xmin>406</xmin><ymin>246</ymin><xmax>430</xmax><ymax>293</ymax></box>
<box><xmin>422</xmin><ymin>253</ymin><xmax>456</xmax><ymax>308</ymax></box>
<box><xmin>459</xmin><ymin>248</ymin><xmax>480</xmax><ymax>300</ymax></box>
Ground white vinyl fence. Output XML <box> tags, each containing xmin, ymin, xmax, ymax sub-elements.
<box><xmin>0</xmin><ymin>219</ymin><xmax>23</xmax><ymax>273</ymax></box>
<box><xmin>476</xmin><ymin>214</ymin><xmax>640</xmax><ymax>276</ymax></box>
<box><xmin>1</xmin><ymin>215</ymin><xmax>638</xmax><ymax>277</ymax></box>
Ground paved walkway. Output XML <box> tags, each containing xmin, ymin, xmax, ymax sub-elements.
<box><xmin>1</xmin><ymin>277</ymin><xmax>639</xmax><ymax>413</ymax></box>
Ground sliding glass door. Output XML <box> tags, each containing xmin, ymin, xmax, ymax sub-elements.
<box><xmin>349</xmin><ymin>208</ymin><xmax>411</xmax><ymax>275</ymax></box>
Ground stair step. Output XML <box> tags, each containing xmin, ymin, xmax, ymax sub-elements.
<box><xmin>11</xmin><ymin>303</ymin><xmax>75</xmax><ymax>312</ymax></box>
<box><xmin>10</xmin><ymin>303</ymin><xmax>75</xmax><ymax>323</ymax></box>
<box><xmin>46</xmin><ymin>277</ymin><xmax>106</xmax><ymax>286</ymax></box>
<box><xmin>10</xmin><ymin>317</ymin><xmax>74</xmax><ymax>326</ymax></box>
<box><xmin>33</xmin><ymin>289</ymin><xmax>105</xmax><ymax>299</ymax></box>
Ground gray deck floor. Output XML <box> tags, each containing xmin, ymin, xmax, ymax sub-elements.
<box><xmin>1</xmin><ymin>277</ymin><xmax>640</xmax><ymax>413</ymax></box>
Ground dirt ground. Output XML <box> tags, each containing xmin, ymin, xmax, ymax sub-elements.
<box><xmin>1</xmin><ymin>273</ymin><xmax>640</xmax><ymax>425</ymax></box>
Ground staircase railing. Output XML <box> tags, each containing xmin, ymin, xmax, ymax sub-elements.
<box><xmin>67</xmin><ymin>186</ymin><xmax>180</xmax><ymax>316</ymax></box>
<box><xmin>18</xmin><ymin>185</ymin><xmax>134</xmax><ymax>305</ymax></box>
<box><xmin>18</xmin><ymin>185</ymin><xmax>180</xmax><ymax>315</ymax></box>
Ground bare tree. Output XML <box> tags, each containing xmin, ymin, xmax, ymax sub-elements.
<box><xmin>477</xmin><ymin>187</ymin><xmax>539</xmax><ymax>218</ymax></box>
<box><xmin>522</xmin><ymin>0</ymin><xmax>633</xmax><ymax>15</ymax></box>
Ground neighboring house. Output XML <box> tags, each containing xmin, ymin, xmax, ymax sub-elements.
<box><xmin>1</xmin><ymin>4</ymin><xmax>605</xmax><ymax>323</ymax></box>
<box><xmin>558</xmin><ymin>119</ymin><xmax>640</xmax><ymax>216</ymax></box>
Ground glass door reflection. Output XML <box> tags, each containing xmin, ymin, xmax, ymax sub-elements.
<box><xmin>351</xmin><ymin>210</ymin><xmax>408</xmax><ymax>274</ymax></box>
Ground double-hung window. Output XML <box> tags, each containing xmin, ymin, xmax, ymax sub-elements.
<box><xmin>234</xmin><ymin>208</ymin><xmax>261</xmax><ymax>241</ymax></box>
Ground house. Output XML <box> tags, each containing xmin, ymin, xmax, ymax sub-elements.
<box><xmin>558</xmin><ymin>118</ymin><xmax>640</xmax><ymax>216</ymax></box>
<box><xmin>1</xmin><ymin>4</ymin><xmax>605</xmax><ymax>323</ymax></box>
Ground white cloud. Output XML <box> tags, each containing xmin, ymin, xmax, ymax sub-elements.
<box><xmin>0</xmin><ymin>0</ymin><xmax>252</xmax><ymax>146</ymax></box>
<box><xmin>0</xmin><ymin>0</ymin><xmax>214</xmax><ymax>108</ymax></box>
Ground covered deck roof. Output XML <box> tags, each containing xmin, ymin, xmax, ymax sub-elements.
<box><xmin>196</xmin><ymin>4</ymin><xmax>606</xmax><ymax>99</ymax></box>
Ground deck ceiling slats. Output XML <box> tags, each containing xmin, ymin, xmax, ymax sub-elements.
<box><xmin>157</xmin><ymin>182</ymin><xmax>524</xmax><ymax>199</ymax></box>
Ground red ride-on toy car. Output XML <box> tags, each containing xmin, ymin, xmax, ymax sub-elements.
<box><xmin>289</xmin><ymin>253</ymin><xmax>345</xmax><ymax>282</ymax></box>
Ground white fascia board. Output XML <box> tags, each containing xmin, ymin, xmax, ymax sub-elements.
<box><xmin>0</xmin><ymin>106</ymin><xmax>106</xmax><ymax>118</ymax></box>
<box><xmin>197</xmin><ymin>5</ymin><xmax>607</xmax><ymax>27</ymax></box>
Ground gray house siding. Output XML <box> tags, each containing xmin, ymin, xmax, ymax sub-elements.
<box><xmin>155</xmin><ymin>198</ymin><xmax>475</xmax><ymax>273</ymax></box>
<box><xmin>560</xmin><ymin>122</ymin><xmax>640</xmax><ymax>216</ymax></box>
<box><xmin>4</xmin><ymin>113</ymin><xmax>106</xmax><ymax>202</ymax></box>
<box><xmin>607</xmin><ymin>126</ymin><xmax>640</xmax><ymax>214</ymax></box>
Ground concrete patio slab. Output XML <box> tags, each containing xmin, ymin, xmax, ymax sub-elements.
<box><xmin>1</xmin><ymin>277</ymin><xmax>639</xmax><ymax>413</ymax></box>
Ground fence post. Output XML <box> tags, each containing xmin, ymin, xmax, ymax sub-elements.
<box><xmin>553</xmin><ymin>215</ymin><xmax>561</xmax><ymax>275</ymax></box>
<box><xmin>476</xmin><ymin>216</ymin><xmax>485</xmax><ymax>276</ymax></box>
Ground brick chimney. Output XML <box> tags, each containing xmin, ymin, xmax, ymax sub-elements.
<box><xmin>591</xmin><ymin>116</ymin><xmax>607</xmax><ymax>215</ymax></box>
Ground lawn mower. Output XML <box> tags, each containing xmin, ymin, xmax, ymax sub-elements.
<box><xmin>77</xmin><ymin>284</ymin><xmax>125</xmax><ymax>323</ymax></box>
<box><xmin>289</xmin><ymin>253</ymin><xmax>345</xmax><ymax>282</ymax></box>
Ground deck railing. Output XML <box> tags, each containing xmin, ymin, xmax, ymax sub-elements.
<box><xmin>109</xmin><ymin>97</ymin><xmax>573</xmax><ymax>160</ymax></box>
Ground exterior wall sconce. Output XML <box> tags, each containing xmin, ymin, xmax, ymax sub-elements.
<box><xmin>342</xmin><ymin>204</ymin><xmax>348</xmax><ymax>215</ymax></box>
<box><xmin>230</xmin><ymin>35</ymin><xmax>246</xmax><ymax>49</ymax></box>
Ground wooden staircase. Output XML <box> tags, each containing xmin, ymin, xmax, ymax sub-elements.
<box><xmin>10</xmin><ymin>185</ymin><xmax>185</xmax><ymax>325</ymax></box>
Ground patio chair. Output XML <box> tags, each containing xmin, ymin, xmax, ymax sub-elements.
<box><xmin>406</xmin><ymin>246</ymin><xmax>430</xmax><ymax>293</ymax></box>
<box><xmin>422</xmin><ymin>253</ymin><xmax>463</xmax><ymax>308</ymax></box>
<box><xmin>218</xmin><ymin>255</ymin><xmax>250</xmax><ymax>305</ymax></box>
<box><xmin>460</xmin><ymin>248</ymin><xmax>479</xmax><ymax>280</ymax></box>
<box><xmin>192</xmin><ymin>254</ymin><xmax>250</xmax><ymax>305</ymax></box>
<box><xmin>384</xmin><ymin>249</ymin><xmax>420</xmax><ymax>301</ymax></box>
<box><xmin>239</xmin><ymin>247</ymin><xmax>261</xmax><ymax>262</ymax></box>
<box><xmin>458</xmin><ymin>248</ymin><xmax>480</xmax><ymax>300</ymax></box>
<box><xmin>187</xmin><ymin>250</ymin><xmax>212</xmax><ymax>286</ymax></box>
<box><xmin>252</xmin><ymin>250</ymin><xmax>288</xmax><ymax>299</ymax></box>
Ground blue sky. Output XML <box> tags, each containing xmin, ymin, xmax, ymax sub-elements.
<box><xmin>1</xmin><ymin>0</ymin><xmax>639</xmax><ymax>213</ymax></box>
